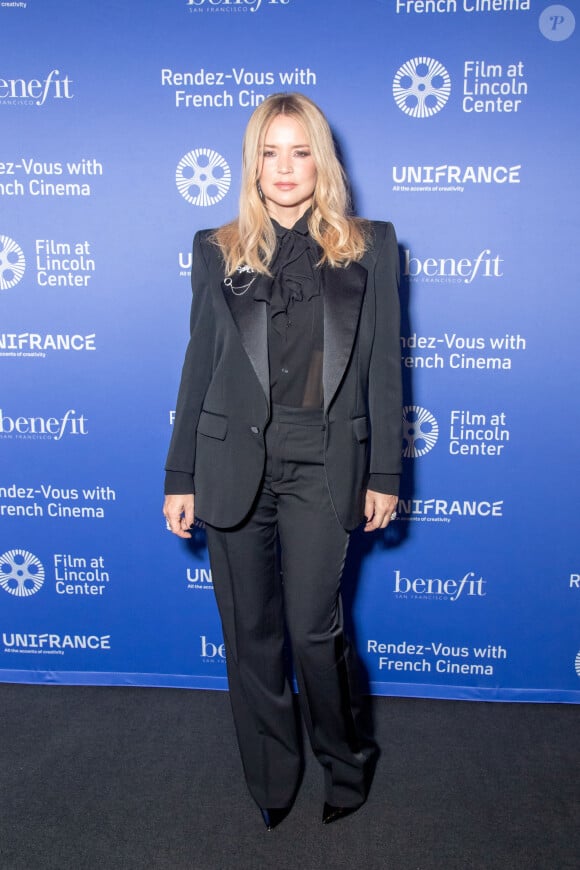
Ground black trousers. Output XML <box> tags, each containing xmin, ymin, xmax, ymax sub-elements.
<box><xmin>205</xmin><ymin>403</ymin><xmax>375</xmax><ymax>809</ymax></box>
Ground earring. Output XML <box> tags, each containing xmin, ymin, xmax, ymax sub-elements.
<box><xmin>257</xmin><ymin>181</ymin><xmax>264</xmax><ymax>201</ymax></box>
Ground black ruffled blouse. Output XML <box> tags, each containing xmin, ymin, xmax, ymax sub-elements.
<box><xmin>253</xmin><ymin>210</ymin><xmax>397</xmax><ymax>496</ymax></box>
<box><xmin>253</xmin><ymin>211</ymin><xmax>324</xmax><ymax>409</ymax></box>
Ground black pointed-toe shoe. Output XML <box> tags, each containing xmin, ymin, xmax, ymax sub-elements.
<box><xmin>260</xmin><ymin>806</ymin><xmax>291</xmax><ymax>831</ymax></box>
<box><xmin>322</xmin><ymin>802</ymin><xmax>363</xmax><ymax>825</ymax></box>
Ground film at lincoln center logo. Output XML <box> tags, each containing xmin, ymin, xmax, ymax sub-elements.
<box><xmin>176</xmin><ymin>148</ymin><xmax>231</xmax><ymax>206</ymax></box>
<box><xmin>0</xmin><ymin>550</ymin><xmax>45</xmax><ymax>597</ymax></box>
<box><xmin>402</xmin><ymin>406</ymin><xmax>439</xmax><ymax>458</ymax></box>
<box><xmin>393</xmin><ymin>57</ymin><xmax>451</xmax><ymax>119</ymax></box>
<box><xmin>0</xmin><ymin>236</ymin><xmax>26</xmax><ymax>291</ymax></box>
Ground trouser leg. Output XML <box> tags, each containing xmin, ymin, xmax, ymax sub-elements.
<box><xmin>275</xmin><ymin>415</ymin><xmax>376</xmax><ymax>807</ymax></box>
<box><xmin>204</xmin><ymin>406</ymin><xmax>374</xmax><ymax>809</ymax></box>
<box><xmin>205</xmin><ymin>485</ymin><xmax>301</xmax><ymax>809</ymax></box>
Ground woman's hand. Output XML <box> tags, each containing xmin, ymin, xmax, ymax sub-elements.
<box><xmin>363</xmin><ymin>490</ymin><xmax>398</xmax><ymax>532</ymax></box>
<box><xmin>163</xmin><ymin>494</ymin><xmax>195</xmax><ymax>539</ymax></box>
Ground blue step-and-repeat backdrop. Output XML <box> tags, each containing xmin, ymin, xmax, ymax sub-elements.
<box><xmin>1</xmin><ymin>0</ymin><xmax>578</xmax><ymax>702</ymax></box>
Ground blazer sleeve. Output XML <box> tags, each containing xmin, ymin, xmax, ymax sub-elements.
<box><xmin>164</xmin><ymin>231</ymin><xmax>216</xmax><ymax>495</ymax></box>
<box><xmin>367</xmin><ymin>222</ymin><xmax>403</xmax><ymax>496</ymax></box>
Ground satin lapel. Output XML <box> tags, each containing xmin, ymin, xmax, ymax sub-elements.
<box><xmin>322</xmin><ymin>261</ymin><xmax>368</xmax><ymax>413</ymax></box>
<box><xmin>221</xmin><ymin>273</ymin><xmax>271</xmax><ymax>407</ymax></box>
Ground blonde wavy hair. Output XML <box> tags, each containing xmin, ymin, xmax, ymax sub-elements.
<box><xmin>213</xmin><ymin>93</ymin><xmax>369</xmax><ymax>275</ymax></box>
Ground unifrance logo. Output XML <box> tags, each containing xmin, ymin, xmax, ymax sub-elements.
<box><xmin>0</xmin><ymin>550</ymin><xmax>45</xmax><ymax>597</ymax></box>
<box><xmin>397</xmin><ymin>498</ymin><xmax>504</xmax><ymax>523</ymax></box>
<box><xmin>393</xmin><ymin>57</ymin><xmax>451</xmax><ymax>118</ymax></box>
<box><xmin>176</xmin><ymin>149</ymin><xmax>231</xmax><ymax>206</ymax></box>
<box><xmin>0</xmin><ymin>333</ymin><xmax>97</xmax><ymax>358</ymax></box>
<box><xmin>392</xmin><ymin>164</ymin><xmax>522</xmax><ymax>193</ymax></box>
<box><xmin>402</xmin><ymin>406</ymin><xmax>439</xmax><ymax>458</ymax></box>
<box><xmin>3</xmin><ymin>633</ymin><xmax>111</xmax><ymax>652</ymax></box>
<box><xmin>187</xmin><ymin>567</ymin><xmax>213</xmax><ymax>589</ymax></box>
<box><xmin>0</xmin><ymin>235</ymin><xmax>26</xmax><ymax>290</ymax></box>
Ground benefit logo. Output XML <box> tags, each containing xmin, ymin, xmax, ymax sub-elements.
<box><xmin>186</xmin><ymin>0</ymin><xmax>290</xmax><ymax>13</ymax></box>
<box><xmin>0</xmin><ymin>408</ymin><xmax>88</xmax><ymax>440</ymax></box>
<box><xmin>393</xmin><ymin>569</ymin><xmax>487</xmax><ymax>602</ymax></box>
<box><xmin>0</xmin><ymin>70</ymin><xmax>74</xmax><ymax>106</ymax></box>
<box><xmin>404</xmin><ymin>248</ymin><xmax>503</xmax><ymax>284</ymax></box>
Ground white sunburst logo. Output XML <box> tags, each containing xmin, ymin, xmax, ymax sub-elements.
<box><xmin>393</xmin><ymin>57</ymin><xmax>451</xmax><ymax>119</ymax></box>
<box><xmin>575</xmin><ymin>650</ymin><xmax>580</xmax><ymax>678</ymax></box>
<box><xmin>176</xmin><ymin>148</ymin><xmax>231</xmax><ymax>206</ymax></box>
<box><xmin>0</xmin><ymin>235</ymin><xmax>26</xmax><ymax>291</ymax></box>
<box><xmin>0</xmin><ymin>550</ymin><xmax>45</xmax><ymax>597</ymax></box>
<box><xmin>402</xmin><ymin>406</ymin><xmax>439</xmax><ymax>458</ymax></box>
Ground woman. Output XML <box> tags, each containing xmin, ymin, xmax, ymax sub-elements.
<box><xmin>163</xmin><ymin>93</ymin><xmax>402</xmax><ymax>829</ymax></box>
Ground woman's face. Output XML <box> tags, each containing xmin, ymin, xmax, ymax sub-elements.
<box><xmin>258</xmin><ymin>114</ymin><xmax>317</xmax><ymax>226</ymax></box>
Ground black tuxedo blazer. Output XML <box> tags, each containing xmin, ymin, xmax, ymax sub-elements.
<box><xmin>165</xmin><ymin>221</ymin><xmax>402</xmax><ymax>531</ymax></box>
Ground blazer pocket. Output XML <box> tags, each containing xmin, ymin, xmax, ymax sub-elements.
<box><xmin>197</xmin><ymin>410</ymin><xmax>228</xmax><ymax>441</ymax></box>
<box><xmin>351</xmin><ymin>415</ymin><xmax>369</xmax><ymax>442</ymax></box>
